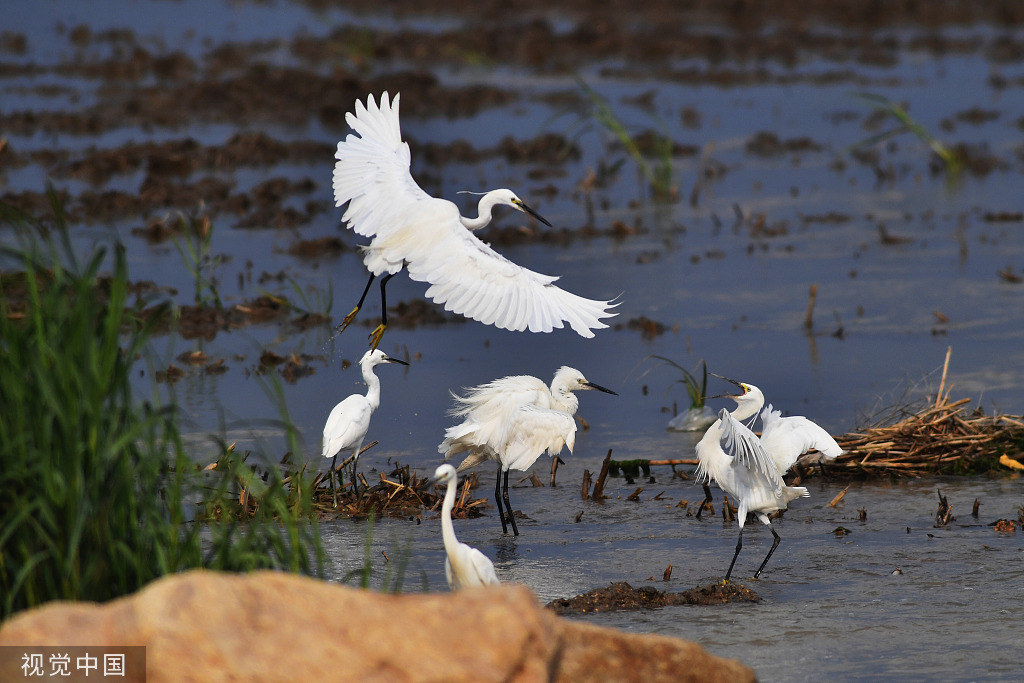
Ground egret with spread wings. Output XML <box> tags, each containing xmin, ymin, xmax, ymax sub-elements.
<box><xmin>333</xmin><ymin>92</ymin><xmax>617</xmax><ymax>349</ymax></box>
<box><xmin>694</xmin><ymin>379</ymin><xmax>809</xmax><ymax>581</ymax></box>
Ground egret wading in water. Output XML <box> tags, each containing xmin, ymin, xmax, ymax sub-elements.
<box><xmin>439</xmin><ymin>366</ymin><xmax>617</xmax><ymax>536</ymax></box>
<box><xmin>322</xmin><ymin>349</ymin><xmax>408</xmax><ymax>506</ymax></box>
<box><xmin>694</xmin><ymin>377</ymin><xmax>809</xmax><ymax>581</ymax></box>
<box><xmin>432</xmin><ymin>464</ymin><xmax>501</xmax><ymax>590</ymax></box>
<box><xmin>332</xmin><ymin>92</ymin><xmax>617</xmax><ymax>349</ymax></box>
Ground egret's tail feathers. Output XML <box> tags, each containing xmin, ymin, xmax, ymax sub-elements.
<box><xmin>782</xmin><ymin>485</ymin><xmax>810</xmax><ymax>506</ymax></box>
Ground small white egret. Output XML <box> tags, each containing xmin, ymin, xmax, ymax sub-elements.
<box><xmin>322</xmin><ymin>349</ymin><xmax>408</xmax><ymax>505</ymax></box>
<box><xmin>710</xmin><ymin>375</ymin><xmax>844</xmax><ymax>475</ymax></box>
<box><xmin>694</xmin><ymin>378</ymin><xmax>809</xmax><ymax>581</ymax></box>
<box><xmin>432</xmin><ymin>464</ymin><xmax>501</xmax><ymax>590</ymax></box>
<box><xmin>332</xmin><ymin>92</ymin><xmax>617</xmax><ymax>349</ymax></box>
<box><xmin>439</xmin><ymin>366</ymin><xmax>617</xmax><ymax>536</ymax></box>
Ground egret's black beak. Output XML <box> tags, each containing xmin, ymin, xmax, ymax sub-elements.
<box><xmin>516</xmin><ymin>200</ymin><xmax>553</xmax><ymax>228</ymax></box>
<box><xmin>709</xmin><ymin>372</ymin><xmax>745</xmax><ymax>399</ymax></box>
<box><xmin>384</xmin><ymin>356</ymin><xmax>410</xmax><ymax>366</ymax></box>
<box><xmin>585</xmin><ymin>381</ymin><xmax>618</xmax><ymax>396</ymax></box>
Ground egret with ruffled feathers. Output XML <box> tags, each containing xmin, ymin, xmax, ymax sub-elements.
<box><xmin>439</xmin><ymin>366</ymin><xmax>617</xmax><ymax>536</ymax></box>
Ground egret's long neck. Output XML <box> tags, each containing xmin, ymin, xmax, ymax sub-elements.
<box><xmin>458</xmin><ymin>193</ymin><xmax>497</xmax><ymax>231</ymax></box>
<box><xmin>550</xmin><ymin>384</ymin><xmax>580</xmax><ymax>415</ymax></box>
<box><xmin>441</xmin><ymin>477</ymin><xmax>459</xmax><ymax>553</ymax></box>
<box><xmin>362</xmin><ymin>365</ymin><xmax>382</xmax><ymax>412</ymax></box>
<box><xmin>729</xmin><ymin>395</ymin><xmax>763</xmax><ymax>422</ymax></box>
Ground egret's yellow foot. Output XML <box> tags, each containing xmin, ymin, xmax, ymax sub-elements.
<box><xmin>336</xmin><ymin>306</ymin><xmax>360</xmax><ymax>332</ymax></box>
<box><xmin>368</xmin><ymin>323</ymin><xmax>387</xmax><ymax>350</ymax></box>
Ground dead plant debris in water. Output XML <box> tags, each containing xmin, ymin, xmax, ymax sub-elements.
<box><xmin>825</xmin><ymin>349</ymin><xmax>1024</xmax><ymax>478</ymax></box>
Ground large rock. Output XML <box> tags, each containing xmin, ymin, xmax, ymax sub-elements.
<box><xmin>0</xmin><ymin>571</ymin><xmax>755</xmax><ymax>682</ymax></box>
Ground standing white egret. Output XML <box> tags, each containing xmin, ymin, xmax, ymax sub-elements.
<box><xmin>439</xmin><ymin>366</ymin><xmax>617</xmax><ymax>536</ymax></box>
<box><xmin>332</xmin><ymin>92</ymin><xmax>617</xmax><ymax>349</ymax></box>
<box><xmin>432</xmin><ymin>464</ymin><xmax>501</xmax><ymax>590</ymax></box>
<box><xmin>694</xmin><ymin>378</ymin><xmax>809</xmax><ymax>581</ymax></box>
<box><xmin>322</xmin><ymin>349</ymin><xmax>408</xmax><ymax>505</ymax></box>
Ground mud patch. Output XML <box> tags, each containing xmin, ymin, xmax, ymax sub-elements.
<box><xmin>546</xmin><ymin>581</ymin><xmax>760</xmax><ymax>614</ymax></box>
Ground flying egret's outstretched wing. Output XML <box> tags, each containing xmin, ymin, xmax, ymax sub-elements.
<box><xmin>322</xmin><ymin>396</ymin><xmax>371</xmax><ymax>457</ymax></box>
<box><xmin>500</xmin><ymin>404</ymin><xmax>576</xmax><ymax>472</ymax></box>
<box><xmin>333</xmin><ymin>92</ymin><xmax>617</xmax><ymax>337</ymax></box>
<box><xmin>408</xmin><ymin>215</ymin><xmax>616</xmax><ymax>336</ymax></box>
<box><xmin>716</xmin><ymin>408</ymin><xmax>785</xmax><ymax>494</ymax></box>
<box><xmin>332</xmin><ymin>92</ymin><xmax>431</xmax><ymax>243</ymax></box>
<box><xmin>760</xmin><ymin>404</ymin><xmax>844</xmax><ymax>474</ymax></box>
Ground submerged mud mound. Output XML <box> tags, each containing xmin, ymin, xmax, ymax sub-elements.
<box><xmin>547</xmin><ymin>581</ymin><xmax>760</xmax><ymax>614</ymax></box>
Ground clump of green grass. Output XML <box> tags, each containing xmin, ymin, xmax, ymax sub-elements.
<box><xmin>645</xmin><ymin>356</ymin><xmax>717</xmax><ymax>432</ymax></box>
<box><xmin>577</xmin><ymin>79</ymin><xmax>677</xmax><ymax>200</ymax></box>
<box><xmin>0</xmin><ymin>190</ymin><xmax>323</xmax><ymax>618</ymax></box>
<box><xmin>173</xmin><ymin>210</ymin><xmax>224</xmax><ymax>308</ymax></box>
<box><xmin>851</xmin><ymin>92</ymin><xmax>962</xmax><ymax>177</ymax></box>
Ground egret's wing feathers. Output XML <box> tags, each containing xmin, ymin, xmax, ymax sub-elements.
<box><xmin>321</xmin><ymin>396</ymin><xmax>372</xmax><ymax>458</ymax></box>
<box><xmin>403</xmin><ymin>207</ymin><xmax>616</xmax><ymax>336</ymax></box>
<box><xmin>717</xmin><ymin>408</ymin><xmax>785</xmax><ymax>494</ymax></box>
<box><xmin>438</xmin><ymin>376</ymin><xmax>551</xmax><ymax>460</ymax></box>
<box><xmin>447</xmin><ymin>543</ymin><xmax>500</xmax><ymax>590</ymax></box>
<box><xmin>501</xmin><ymin>405</ymin><xmax>576</xmax><ymax>472</ymax></box>
<box><xmin>333</xmin><ymin>92</ymin><xmax>432</xmax><ymax>242</ymax></box>
<box><xmin>760</xmin><ymin>404</ymin><xmax>844</xmax><ymax>474</ymax></box>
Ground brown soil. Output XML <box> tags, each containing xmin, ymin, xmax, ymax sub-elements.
<box><xmin>546</xmin><ymin>580</ymin><xmax>760</xmax><ymax>614</ymax></box>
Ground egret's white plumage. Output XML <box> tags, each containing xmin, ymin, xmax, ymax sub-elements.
<box><xmin>694</xmin><ymin>379</ymin><xmax>809</xmax><ymax>581</ymax></box>
<box><xmin>760</xmin><ymin>403</ymin><xmax>844</xmax><ymax>475</ymax></box>
<box><xmin>432</xmin><ymin>464</ymin><xmax>500</xmax><ymax>590</ymax></box>
<box><xmin>439</xmin><ymin>366</ymin><xmax>617</xmax><ymax>535</ymax></box>
<box><xmin>332</xmin><ymin>92</ymin><xmax>617</xmax><ymax>348</ymax></box>
<box><xmin>322</xmin><ymin>349</ymin><xmax>407</xmax><ymax>505</ymax></box>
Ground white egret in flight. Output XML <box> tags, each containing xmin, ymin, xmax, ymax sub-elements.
<box><xmin>322</xmin><ymin>349</ymin><xmax>408</xmax><ymax>505</ymax></box>
<box><xmin>332</xmin><ymin>91</ymin><xmax>617</xmax><ymax>349</ymax></box>
<box><xmin>439</xmin><ymin>366</ymin><xmax>617</xmax><ymax>536</ymax></box>
<box><xmin>432</xmin><ymin>464</ymin><xmax>501</xmax><ymax>590</ymax></box>
<box><xmin>694</xmin><ymin>377</ymin><xmax>809</xmax><ymax>581</ymax></box>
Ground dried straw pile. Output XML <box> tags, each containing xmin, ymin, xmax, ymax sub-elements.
<box><xmin>827</xmin><ymin>349</ymin><xmax>1024</xmax><ymax>478</ymax></box>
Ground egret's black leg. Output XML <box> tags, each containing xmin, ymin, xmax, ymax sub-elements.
<box><xmin>330</xmin><ymin>453</ymin><xmax>339</xmax><ymax>508</ymax></box>
<box><xmin>696</xmin><ymin>483</ymin><xmax>713</xmax><ymax>520</ymax></box>
<box><xmin>338</xmin><ymin>272</ymin><xmax>376</xmax><ymax>333</ymax></box>
<box><xmin>368</xmin><ymin>272</ymin><xmax>397</xmax><ymax>350</ymax></box>
<box><xmin>753</xmin><ymin>525</ymin><xmax>782</xmax><ymax>579</ymax></box>
<box><xmin>724</xmin><ymin>526</ymin><xmax>744</xmax><ymax>582</ymax></box>
<box><xmin>502</xmin><ymin>469</ymin><xmax>520</xmax><ymax>536</ymax></box>
<box><xmin>495</xmin><ymin>466</ymin><xmax>509</xmax><ymax>535</ymax></box>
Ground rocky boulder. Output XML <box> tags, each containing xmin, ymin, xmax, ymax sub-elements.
<box><xmin>0</xmin><ymin>570</ymin><xmax>755</xmax><ymax>682</ymax></box>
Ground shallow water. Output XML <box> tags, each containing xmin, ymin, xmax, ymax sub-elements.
<box><xmin>3</xmin><ymin>2</ymin><xmax>1024</xmax><ymax>680</ymax></box>
<box><xmin>322</xmin><ymin>471</ymin><xmax>1024</xmax><ymax>682</ymax></box>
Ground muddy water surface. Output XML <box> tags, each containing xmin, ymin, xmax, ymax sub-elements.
<box><xmin>3</xmin><ymin>2</ymin><xmax>1024</xmax><ymax>680</ymax></box>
